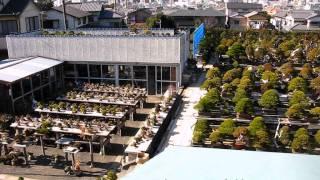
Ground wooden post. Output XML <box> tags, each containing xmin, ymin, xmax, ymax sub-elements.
<box><xmin>89</xmin><ymin>139</ymin><xmax>93</xmax><ymax>168</ymax></box>
<box><xmin>39</xmin><ymin>135</ymin><xmax>45</xmax><ymax>156</ymax></box>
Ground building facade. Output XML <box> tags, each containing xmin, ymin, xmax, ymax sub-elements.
<box><xmin>6</xmin><ymin>29</ymin><xmax>188</xmax><ymax>95</ymax></box>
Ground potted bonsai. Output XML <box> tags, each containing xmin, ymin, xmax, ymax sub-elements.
<box><xmin>37</xmin><ymin>102</ymin><xmax>44</xmax><ymax>110</ymax></box>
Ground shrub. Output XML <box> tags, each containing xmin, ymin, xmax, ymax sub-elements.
<box><xmin>286</xmin><ymin>104</ymin><xmax>304</xmax><ymax>119</ymax></box>
<box><xmin>230</xmin><ymin>78</ymin><xmax>240</xmax><ymax>87</ymax></box>
<box><xmin>253</xmin><ymin>130</ymin><xmax>270</xmax><ymax>149</ymax></box>
<box><xmin>201</xmin><ymin>77</ymin><xmax>221</xmax><ymax>90</ymax></box>
<box><xmin>279</xmin><ymin>126</ymin><xmax>290</xmax><ymax>146</ymax></box>
<box><xmin>289</xmin><ymin>91</ymin><xmax>309</xmax><ymax>108</ymax></box>
<box><xmin>299</xmin><ymin>63</ymin><xmax>312</xmax><ymax>79</ymax></box>
<box><xmin>238</xmin><ymin>76</ymin><xmax>252</xmax><ymax>90</ymax></box>
<box><xmin>310</xmin><ymin>77</ymin><xmax>320</xmax><ymax>92</ymax></box>
<box><xmin>218</xmin><ymin>119</ymin><xmax>235</xmax><ymax>137</ymax></box>
<box><xmin>288</xmin><ymin>77</ymin><xmax>307</xmax><ymax>92</ymax></box>
<box><xmin>259</xmin><ymin>89</ymin><xmax>279</xmax><ymax>109</ymax></box>
<box><xmin>261</xmin><ymin>71</ymin><xmax>278</xmax><ymax>89</ymax></box>
<box><xmin>209</xmin><ymin>131</ymin><xmax>221</xmax><ymax>144</ymax></box>
<box><xmin>291</xmin><ymin>128</ymin><xmax>309</xmax><ymax>152</ymax></box>
<box><xmin>235</xmin><ymin>98</ymin><xmax>253</xmax><ymax>115</ymax></box>
<box><xmin>248</xmin><ymin>117</ymin><xmax>266</xmax><ymax>136</ymax></box>
<box><xmin>193</xmin><ymin>119</ymin><xmax>209</xmax><ymax>143</ymax></box>
<box><xmin>206</xmin><ymin>67</ymin><xmax>220</xmax><ymax>79</ymax></box>
<box><xmin>226</xmin><ymin>43</ymin><xmax>245</xmax><ymax>59</ymax></box>
<box><xmin>310</xmin><ymin>107</ymin><xmax>320</xmax><ymax>119</ymax></box>
<box><xmin>195</xmin><ymin>88</ymin><xmax>221</xmax><ymax>112</ymax></box>
<box><xmin>279</xmin><ymin>62</ymin><xmax>294</xmax><ymax>77</ymax></box>
<box><xmin>105</xmin><ymin>170</ymin><xmax>117</xmax><ymax>180</ymax></box>
<box><xmin>223</xmin><ymin>68</ymin><xmax>242</xmax><ymax>82</ymax></box>
<box><xmin>232</xmin><ymin>88</ymin><xmax>247</xmax><ymax>103</ymax></box>
<box><xmin>315</xmin><ymin>130</ymin><xmax>320</xmax><ymax>146</ymax></box>
<box><xmin>233</xmin><ymin>126</ymin><xmax>248</xmax><ymax>138</ymax></box>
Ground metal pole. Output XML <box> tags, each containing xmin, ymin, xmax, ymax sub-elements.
<box><xmin>62</xmin><ymin>0</ymin><xmax>67</xmax><ymax>30</ymax></box>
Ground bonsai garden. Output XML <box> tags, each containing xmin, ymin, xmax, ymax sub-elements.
<box><xmin>193</xmin><ymin>29</ymin><xmax>320</xmax><ymax>154</ymax></box>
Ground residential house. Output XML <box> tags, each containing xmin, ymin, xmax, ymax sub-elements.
<box><xmin>225</xmin><ymin>2</ymin><xmax>263</xmax><ymax>16</ymax></box>
<box><xmin>244</xmin><ymin>11</ymin><xmax>270</xmax><ymax>29</ymax></box>
<box><xmin>228</xmin><ymin>13</ymin><xmax>246</xmax><ymax>30</ymax></box>
<box><xmin>0</xmin><ymin>0</ymin><xmax>40</xmax><ymax>52</ymax></box>
<box><xmin>126</xmin><ymin>8</ymin><xmax>152</xmax><ymax>25</ymax></box>
<box><xmin>167</xmin><ymin>8</ymin><xmax>226</xmax><ymax>28</ymax></box>
<box><xmin>66</xmin><ymin>2</ymin><xmax>104</xmax><ymax>22</ymax></box>
<box><xmin>44</xmin><ymin>6</ymin><xmax>90</xmax><ymax>29</ymax></box>
<box><xmin>283</xmin><ymin>10</ymin><xmax>314</xmax><ymax>30</ymax></box>
<box><xmin>290</xmin><ymin>13</ymin><xmax>320</xmax><ymax>31</ymax></box>
<box><xmin>97</xmin><ymin>9</ymin><xmax>124</xmax><ymax>28</ymax></box>
<box><xmin>270</xmin><ymin>10</ymin><xmax>287</xmax><ymax>30</ymax></box>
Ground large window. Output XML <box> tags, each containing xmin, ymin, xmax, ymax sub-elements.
<box><xmin>76</xmin><ymin>64</ymin><xmax>88</xmax><ymax>77</ymax></box>
<box><xmin>26</xmin><ymin>16</ymin><xmax>39</xmax><ymax>32</ymax></box>
<box><xmin>133</xmin><ymin>66</ymin><xmax>146</xmax><ymax>79</ymax></box>
<box><xmin>12</xmin><ymin>81</ymin><xmax>22</xmax><ymax>99</ymax></box>
<box><xmin>156</xmin><ymin>66</ymin><xmax>178</xmax><ymax>94</ymax></box>
<box><xmin>64</xmin><ymin>64</ymin><xmax>75</xmax><ymax>77</ymax></box>
<box><xmin>22</xmin><ymin>77</ymin><xmax>31</xmax><ymax>94</ymax></box>
<box><xmin>119</xmin><ymin>65</ymin><xmax>132</xmax><ymax>79</ymax></box>
<box><xmin>0</xmin><ymin>20</ymin><xmax>18</xmax><ymax>35</ymax></box>
<box><xmin>102</xmin><ymin>65</ymin><xmax>115</xmax><ymax>78</ymax></box>
<box><xmin>32</xmin><ymin>73</ymin><xmax>41</xmax><ymax>89</ymax></box>
<box><xmin>89</xmin><ymin>65</ymin><xmax>101</xmax><ymax>78</ymax></box>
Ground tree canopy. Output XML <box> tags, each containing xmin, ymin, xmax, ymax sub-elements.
<box><xmin>248</xmin><ymin>117</ymin><xmax>266</xmax><ymax>136</ymax></box>
<box><xmin>235</xmin><ymin>98</ymin><xmax>253</xmax><ymax>115</ymax></box>
<box><xmin>195</xmin><ymin>88</ymin><xmax>221</xmax><ymax>112</ymax></box>
<box><xmin>218</xmin><ymin>119</ymin><xmax>236</xmax><ymax>137</ymax></box>
<box><xmin>259</xmin><ymin>89</ymin><xmax>279</xmax><ymax>109</ymax></box>
<box><xmin>288</xmin><ymin>77</ymin><xmax>308</xmax><ymax>92</ymax></box>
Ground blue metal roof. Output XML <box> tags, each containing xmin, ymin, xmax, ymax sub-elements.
<box><xmin>123</xmin><ymin>146</ymin><xmax>320</xmax><ymax>180</ymax></box>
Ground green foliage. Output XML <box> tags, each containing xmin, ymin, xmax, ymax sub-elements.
<box><xmin>216</xmin><ymin>45</ymin><xmax>228</xmax><ymax>55</ymax></box>
<box><xmin>315</xmin><ymin>130</ymin><xmax>320</xmax><ymax>146</ymax></box>
<box><xmin>201</xmin><ymin>77</ymin><xmax>221</xmax><ymax>90</ymax></box>
<box><xmin>235</xmin><ymin>98</ymin><xmax>253</xmax><ymax>115</ymax></box>
<box><xmin>218</xmin><ymin>119</ymin><xmax>236</xmax><ymax>137</ymax></box>
<box><xmin>286</xmin><ymin>104</ymin><xmax>304</xmax><ymax>119</ymax></box>
<box><xmin>222</xmin><ymin>68</ymin><xmax>242</xmax><ymax>82</ymax></box>
<box><xmin>253</xmin><ymin>130</ymin><xmax>270</xmax><ymax>149</ymax></box>
<box><xmin>291</xmin><ymin>128</ymin><xmax>309</xmax><ymax>152</ymax></box>
<box><xmin>232</xmin><ymin>88</ymin><xmax>247</xmax><ymax>103</ymax></box>
<box><xmin>261</xmin><ymin>71</ymin><xmax>278</xmax><ymax>89</ymax></box>
<box><xmin>195</xmin><ymin>88</ymin><xmax>221</xmax><ymax>112</ymax></box>
<box><xmin>299</xmin><ymin>63</ymin><xmax>312</xmax><ymax>79</ymax></box>
<box><xmin>288</xmin><ymin>77</ymin><xmax>307</xmax><ymax>92</ymax></box>
<box><xmin>238</xmin><ymin>76</ymin><xmax>252</xmax><ymax>90</ymax></box>
<box><xmin>206</xmin><ymin>67</ymin><xmax>220</xmax><ymax>79</ymax></box>
<box><xmin>279</xmin><ymin>126</ymin><xmax>290</xmax><ymax>146</ymax></box>
<box><xmin>146</xmin><ymin>13</ymin><xmax>175</xmax><ymax>28</ymax></box>
<box><xmin>226</xmin><ymin>43</ymin><xmax>245</xmax><ymax>59</ymax></box>
<box><xmin>233</xmin><ymin>126</ymin><xmax>248</xmax><ymax>138</ymax></box>
<box><xmin>248</xmin><ymin>117</ymin><xmax>266</xmax><ymax>136</ymax></box>
<box><xmin>209</xmin><ymin>131</ymin><xmax>221</xmax><ymax>144</ymax></box>
<box><xmin>310</xmin><ymin>77</ymin><xmax>320</xmax><ymax>92</ymax></box>
<box><xmin>289</xmin><ymin>91</ymin><xmax>309</xmax><ymax>108</ymax></box>
<box><xmin>105</xmin><ymin>170</ymin><xmax>117</xmax><ymax>180</ymax></box>
<box><xmin>279</xmin><ymin>62</ymin><xmax>294</xmax><ymax>77</ymax></box>
<box><xmin>259</xmin><ymin>89</ymin><xmax>279</xmax><ymax>109</ymax></box>
<box><xmin>193</xmin><ymin>119</ymin><xmax>209</xmax><ymax>143</ymax></box>
<box><xmin>279</xmin><ymin>40</ymin><xmax>296</xmax><ymax>57</ymax></box>
<box><xmin>310</xmin><ymin>107</ymin><xmax>320</xmax><ymax>118</ymax></box>
<box><xmin>230</xmin><ymin>78</ymin><xmax>240</xmax><ymax>87</ymax></box>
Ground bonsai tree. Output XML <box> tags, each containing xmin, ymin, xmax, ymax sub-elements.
<box><xmin>259</xmin><ymin>89</ymin><xmax>279</xmax><ymax>109</ymax></box>
<box><xmin>261</xmin><ymin>71</ymin><xmax>278</xmax><ymax>91</ymax></box>
<box><xmin>195</xmin><ymin>88</ymin><xmax>221</xmax><ymax>112</ymax></box>
<box><xmin>104</xmin><ymin>170</ymin><xmax>117</xmax><ymax>180</ymax></box>
<box><xmin>289</xmin><ymin>91</ymin><xmax>309</xmax><ymax>108</ymax></box>
<box><xmin>201</xmin><ymin>77</ymin><xmax>221</xmax><ymax>91</ymax></box>
<box><xmin>37</xmin><ymin>102</ymin><xmax>44</xmax><ymax>110</ymax></box>
<box><xmin>206</xmin><ymin>67</ymin><xmax>220</xmax><ymax>79</ymax></box>
<box><xmin>209</xmin><ymin>131</ymin><xmax>221</xmax><ymax>144</ymax></box>
<box><xmin>288</xmin><ymin>77</ymin><xmax>307</xmax><ymax>92</ymax></box>
<box><xmin>315</xmin><ymin>130</ymin><xmax>320</xmax><ymax>147</ymax></box>
<box><xmin>286</xmin><ymin>104</ymin><xmax>304</xmax><ymax>119</ymax></box>
<box><xmin>192</xmin><ymin>119</ymin><xmax>209</xmax><ymax>144</ymax></box>
<box><xmin>310</xmin><ymin>77</ymin><xmax>320</xmax><ymax>95</ymax></box>
<box><xmin>253</xmin><ymin>129</ymin><xmax>270</xmax><ymax>149</ymax></box>
<box><xmin>0</xmin><ymin>114</ymin><xmax>13</xmax><ymax>131</ymax></box>
<box><xmin>310</xmin><ymin>107</ymin><xmax>320</xmax><ymax>119</ymax></box>
<box><xmin>238</xmin><ymin>76</ymin><xmax>252</xmax><ymax>90</ymax></box>
<box><xmin>291</xmin><ymin>128</ymin><xmax>309</xmax><ymax>152</ymax></box>
<box><xmin>235</xmin><ymin>98</ymin><xmax>253</xmax><ymax>116</ymax></box>
<box><xmin>223</xmin><ymin>68</ymin><xmax>242</xmax><ymax>82</ymax></box>
<box><xmin>248</xmin><ymin>117</ymin><xmax>266</xmax><ymax>136</ymax></box>
<box><xmin>232</xmin><ymin>88</ymin><xmax>247</xmax><ymax>103</ymax></box>
<box><xmin>226</xmin><ymin>43</ymin><xmax>245</xmax><ymax>60</ymax></box>
<box><xmin>279</xmin><ymin>126</ymin><xmax>290</xmax><ymax>146</ymax></box>
<box><xmin>222</xmin><ymin>83</ymin><xmax>233</xmax><ymax>96</ymax></box>
<box><xmin>279</xmin><ymin>62</ymin><xmax>294</xmax><ymax>78</ymax></box>
<box><xmin>230</xmin><ymin>78</ymin><xmax>240</xmax><ymax>88</ymax></box>
<box><xmin>233</xmin><ymin>126</ymin><xmax>248</xmax><ymax>138</ymax></box>
<box><xmin>299</xmin><ymin>63</ymin><xmax>312</xmax><ymax>79</ymax></box>
<box><xmin>218</xmin><ymin>119</ymin><xmax>235</xmax><ymax>137</ymax></box>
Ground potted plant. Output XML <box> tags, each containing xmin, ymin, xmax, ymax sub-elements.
<box><xmin>72</xmin><ymin>106</ymin><xmax>78</xmax><ymax>114</ymax></box>
<box><xmin>58</xmin><ymin>102</ymin><xmax>66</xmax><ymax>110</ymax></box>
<box><xmin>37</xmin><ymin>102</ymin><xmax>44</xmax><ymax>110</ymax></box>
<box><xmin>94</xmin><ymin>105</ymin><xmax>100</xmax><ymax>113</ymax></box>
<box><xmin>80</xmin><ymin>106</ymin><xmax>86</xmax><ymax>114</ymax></box>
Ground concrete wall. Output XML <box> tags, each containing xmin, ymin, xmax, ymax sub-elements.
<box><xmin>6</xmin><ymin>34</ymin><xmax>186</xmax><ymax>65</ymax></box>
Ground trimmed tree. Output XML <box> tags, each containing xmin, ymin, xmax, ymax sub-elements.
<box><xmin>279</xmin><ymin>62</ymin><xmax>294</xmax><ymax>77</ymax></box>
<box><xmin>209</xmin><ymin>131</ymin><xmax>221</xmax><ymax>144</ymax></box>
<box><xmin>286</xmin><ymin>104</ymin><xmax>304</xmax><ymax>119</ymax></box>
<box><xmin>253</xmin><ymin>129</ymin><xmax>270</xmax><ymax>149</ymax></box>
<box><xmin>192</xmin><ymin>119</ymin><xmax>209</xmax><ymax>144</ymax></box>
<box><xmin>206</xmin><ymin>67</ymin><xmax>221</xmax><ymax>79</ymax></box>
<box><xmin>288</xmin><ymin>77</ymin><xmax>307</xmax><ymax>92</ymax></box>
<box><xmin>310</xmin><ymin>107</ymin><xmax>320</xmax><ymax>119</ymax></box>
<box><xmin>315</xmin><ymin>130</ymin><xmax>320</xmax><ymax>146</ymax></box>
<box><xmin>233</xmin><ymin>126</ymin><xmax>248</xmax><ymax>138</ymax></box>
<box><xmin>195</xmin><ymin>88</ymin><xmax>221</xmax><ymax>112</ymax></box>
<box><xmin>299</xmin><ymin>63</ymin><xmax>312</xmax><ymax>79</ymax></box>
<box><xmin>310</xmin><ymin>77</ymin><xmax>320</xmax><ymax>94</ymax></box>
<box><xmin>223</xmin><ymin>68</ymin><xmax>242</xmax><ymax>82</ymax></box>
<box><xmin>248</xmin><ymin>116</ymin><xmax>266</xmax><ymax>136</ymax></box>
<box><xmin>289</xmin><ymin>91</ymin><xmax>309</xmax><ymax>108</ymax></box>
<box><xmin>218</xmin><ymin>119</ymin><xmax>236</xmax><ymax>137</ymax></box>
<box><xmin>261</xmin><ymin>71</ymin><xmax>278</xmax><ymax>91</ymax></box>
<box><xmin>291</xmin><ymin>128</ymin><xmax>309</xmax><ymax>152</ymax></box>
<box><xmin>235</xmin><ymin>98</ymin><xmax>253</xmax><ymax>116</ymax></box>
<box><xmin>259</xmin><ymin>89</ymin><xmax>279</xmax><ymax>109</ymax></box>
<box><xmin>238</xmin><ymin>76</ymin><xmax>252</xmax><ymax>90</ymax></box>
<box><xmin>201</xmin><ymin>77</ymin><xmax>221</xmax><ymax>91</ymax></box>
<box><xmin>226</xmin><ymin>43</ymin><xmax>245</xmax><ymax>60</ymax></box>
<box><xmin>232</xmin><ymin>88</ymin><xmax>247</xmax><ymax>103</ymax></box>
<box><xmin>279</xmin><ymin>126</ymin><xmax>290</xmax><ymax>146</ymax></box>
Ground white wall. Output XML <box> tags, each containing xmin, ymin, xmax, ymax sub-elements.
<box><xmin>6</xmin><ymin>34</ymin><xmax>186</xmax><ymax>65</ymax></box>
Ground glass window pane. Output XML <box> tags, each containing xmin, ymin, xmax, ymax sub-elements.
<box><xmin>133</xmin><ymin>66</ymin><xmax>146</xmax><ymax>79</ymax></box>
<box><xmin>162</xmin><ymin>67</ymin><xmax>170</xmax><ymax>81</ymax></box>
<box><xmin>22</xmin><ymin>77</ymin><xmax>31</xmax><ymax>94</ymax></box>
<box><xmin>42</xmin><ymin>85</ymin><xmax>50</xmax><ymax>101</ymax></box>
<box><xmin>157</xmin><ymin>66</ymin><xmax>161</xmax><ymax>80</ymax></box>
<box><xmin>55</xmin><ymin>66</ymin><xmax>62</xmax><ymax>81</ymax></box>
<box><xmin>134</xmin><ymin>81</ymin><xmax>147</xmax><ymax>89</ymax></box>
<box><xmin>41</xmin><ymin>70</ymin><xmax>49</xmax><ymax>84</ymax></box>
<box><xmin>119</xmin><ymin>80</ymin><xmax>132</xmax><ymax>86</ymax></box>
<box><xmin>34</xmin><ymin>89</ymin><xmax>42</xmax><ymax>101</ymax></box>
<box><xmin>64</xmin><ymin>64</ymin><xmax>75</xmax><ymax>77</ymax></box>
<box><xmin>171</xmin><ymin>67</ymin><xmax>176</xmax><ymax>81</ymax></box>
<box><xmin>12</xmin><ymin>81</ymin><xmax>22</xmax><ymax>99</ymax></box>
<box><xmin>119</xmin><ymin>65</ymin><xmax>132</xmax><ymax>79</ymax></box>
<box><xmin>89</xmin><ymin>64</ymin><xmax>101</xmax><ymax>78</ymax></box>
<box><xmin>101</xmin><ymin>79</ymin><xmax>115</xmax><ymax>85</ymax></box>
<box><xmin>162</xmin><ymin>82</ymin><xmax>171</xmax><ymax>94</ymax></box>
<box><xmin>76</xmin><ymin>64</ymin><xmax>88</xmax><ymax>77</ymax></box>
<box><xmin>102</xmin><ymin>65</ymin><xmax>115</xmax><ymax>78</ymax></box>
<box><xmin>32</xmin><ymin>73</ymin><xmax>41</xmax><ymax>88</ymax></box>
<box><xmin>157</xmin><ymin>82</ymin><xmax>161</xmax><ymax>95</ymax></box>
<box><xmin>50</xmin><ymin>68</ymin><xmax>55</xmax><ymax>81</ymax></box>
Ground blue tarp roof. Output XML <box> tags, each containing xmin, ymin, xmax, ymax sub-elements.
<box><xmin>123</xmin><ymin>146</ymin><xmax>320</xmax><ymax>180</ymax></box>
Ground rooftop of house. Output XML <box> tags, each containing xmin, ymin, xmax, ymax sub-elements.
<box><xmin>288</xmin><ymin>10</ymin><xmax>315</xmax><ymax>20</ymax></box>
<box><xmin>66</xmin><ymin>2</ymin><xmax>103</xmax><ymax>13</ymax></box>
<box><xmin>167</xmin><ymin>8</ymin><xmax>225</xmax><ymax>17</ymax></box>
<box><xmin>99</xmin><ymin>9</ymin><xmax>123</xmax><ymax>19</ymax></box>
<box><xmin>52</xmin><ymin>5</ymin><xmax>91</xmax><ymax>18</ymax></box>
<box><xmin>226</xmin><ymin>2</ymin><xmax>263</xmax><ymax>9</ymax></box>
<box><xmin>290</xmin><ymin>24</ymin><xmax>320</xmax><ymax>31</ymax></box>
<box><xmin>0</xmin><ymin>0</ymin><xmax>34</xmax><ymax>16</ymax></box>
<box><xmin>272</xmin><ymin>10</ymin><xmax>287</xmax><ymax>18</ymax></box>
<box><xmin>123</xmin><ymin>146</ymin><xmax>320</xmax><ymax>180</ymax></box>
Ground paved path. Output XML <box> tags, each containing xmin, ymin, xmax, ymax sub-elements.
<box><xmin>158</xmin><ymin>73</ymin><xmax>206</xmax><ymax>151</ymax></box>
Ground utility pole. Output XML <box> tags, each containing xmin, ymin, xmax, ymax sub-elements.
<box><xmin>62</xmin><ymin>0</ymin><xmax>67</xmax><ymax>30</ymax></box>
